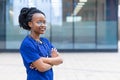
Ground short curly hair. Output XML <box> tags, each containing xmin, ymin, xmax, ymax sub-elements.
<box><xmin>18</xmin><ymin>7</ymin><xmax>45</xmax><ymax>30</ymax></box>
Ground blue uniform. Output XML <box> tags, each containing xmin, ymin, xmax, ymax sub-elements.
<box><xmin>20</xmin><ymin>35</ymin><xmax>54</xmax><ymax>80</ymax></box>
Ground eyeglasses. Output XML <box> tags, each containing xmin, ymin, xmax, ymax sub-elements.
<box><xmin>36</xmin><ymin>21</ymin><xmax>47</xmax><ymax>26</ymax></box>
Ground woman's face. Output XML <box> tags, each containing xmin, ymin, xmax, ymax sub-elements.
<box><xmin>29</xmin><ymin>13</ymin><xmax>46</xmax><ymax>34</ymax></box>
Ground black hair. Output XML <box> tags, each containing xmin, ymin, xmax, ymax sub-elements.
<box><xmin>18</xmin><ymin>7</ymin><xmax>45</xmax><ymax>30</ymax></box>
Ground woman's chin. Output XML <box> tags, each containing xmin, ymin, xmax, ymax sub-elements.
<box><xmin>40</xmin><ymin>31</ymin><xmax>45</xmax><ymax>34</ymax></box>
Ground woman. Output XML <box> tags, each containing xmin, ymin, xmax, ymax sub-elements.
<box><xmin>19</xmin><ymin>7</ymin><xmax>63</xmax><ymax>80</ymax></box>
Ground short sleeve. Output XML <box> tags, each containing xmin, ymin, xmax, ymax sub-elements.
<box><xmin>41</xmin><ymin>38</ymin><xmax>54</xmax><ymax>49</ymax></box>
<box><xmin>20</xmin><ymin>41</ymin><xmax>40</xmax><ymax>64</ymax></box>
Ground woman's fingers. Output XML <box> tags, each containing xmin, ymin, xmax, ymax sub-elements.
<box><xmin>51</xmin><ymin>48</ymin><xmax>57</xmax><ymax>52</ymax></box>
<box><xmin>51</xmin><ymin>48</ymin><xmax>58</xmax><ymax>57</ymax></box>
<box><xmin>30</xmin><ymin>64</ymin><xmax>37</xmax><ymax>70</ymax></box>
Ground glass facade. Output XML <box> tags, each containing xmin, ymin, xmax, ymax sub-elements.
<box><xmin>0</xmin><ymin>0</ymin><xmax>118</xmax><ymax>51</ymax></box>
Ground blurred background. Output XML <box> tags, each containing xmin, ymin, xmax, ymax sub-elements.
<box><xmin>1</xmin><ymin>1</ymin><xmax>120</xmax><ymax>80</ymax></box>
<box><xmin>0</xmin><ymin>0</ymin><xmax>119</xmax><ymax>52</ymax></box>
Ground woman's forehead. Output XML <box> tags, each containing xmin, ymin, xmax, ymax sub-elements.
<box><xmin>32</xmin><ymin>13</ymin><xmax>45</xmax><ymax>20</ymax></box>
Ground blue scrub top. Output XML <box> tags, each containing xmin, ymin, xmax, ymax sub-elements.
<box><xmin>20</xmin><ymin>35</ymin><xmax>54</xmax><ymax>80</ymax></box>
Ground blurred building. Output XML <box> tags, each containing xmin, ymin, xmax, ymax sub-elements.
<box><xmin>118</xmin><ymin>0</ymin><xmax>120</xmax><ymax>40</ymax></box>
<box><xmin>0</xmin><ymin>0</ymin><xmax>118</xmax><ymax>52</ymax></box>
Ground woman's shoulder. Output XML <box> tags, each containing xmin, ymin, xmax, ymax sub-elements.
<box><xmin>22</xmin><ymin>35</ymin><xmax>31</xmax><ymax>42</ymax></box>
<box><xmin>21</xmin><ymin>36</ymin><xmax>35</xmax><ymax>46</ymax></box>
<box><xmin>40</xmin><ymin>37</ymin><xmax>49</xmax><ymax>42</ymax></box>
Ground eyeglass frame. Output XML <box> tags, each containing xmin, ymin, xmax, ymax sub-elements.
<box><xmin>30</xmin><ymin>20</ymin><xmax>47</xmax><ymax>27</ymax></box>
<box><xmin>36</xmin><ymin>21</ymin><xmax>47</xmax><ymax>26</ymax></box>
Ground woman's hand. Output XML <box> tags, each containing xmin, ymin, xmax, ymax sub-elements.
<box><xmin>51</xmin><ymin>48</ymin><xmax>58</xmax><ymax>57</ymax></box>
<box><xmin>49</xmin><ymin>48</ymin><xmax>63</xmax><ymax>65</ymax></box>
<box><xmin>30</xmin><ymin>63</ymin><xmax>37</xmax><ymax>70</ymax></box>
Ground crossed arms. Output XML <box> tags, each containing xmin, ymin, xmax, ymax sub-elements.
<box><xmin>31</xmin><ymin>48</ymin><xmax>63</xmax><ymax>72</ymax></box>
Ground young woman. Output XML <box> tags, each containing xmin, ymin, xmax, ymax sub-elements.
<box><xmin>19</xmin><ymin>7</ymin><xmax>63</xmax><ymax>80</ymax></box>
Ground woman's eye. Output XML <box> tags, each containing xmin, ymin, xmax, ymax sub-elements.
<box><xmin>37</xmin><ymin>22</ymin><xmax>42</xmax><ymax>25</ymax></box>
<box><xmin>37</xmin><ymin>21</ymin><xmax>46</xmax><ymax>26</ymax></box>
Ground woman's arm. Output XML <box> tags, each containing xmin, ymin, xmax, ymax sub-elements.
<box><xmin>42</xmin><ymin>48</ymin><xmax>63</xmax><ymax>65</ymax></box>
<box><xmin>32</xmin><ymin>57</ymin><xmax>53</xmax><ymax>72</ymax></box>
<box><xmin>31</xmin><ymin>48</ymin><xmax>63</xmax><ymax>72</ymax></box>
<box><xmin>42</xmin><ymin>54</ymin><xmax>63</xmax><ymax>65</ymax></box>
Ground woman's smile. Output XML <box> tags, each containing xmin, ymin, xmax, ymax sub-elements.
<box><xmin>39</xmin><ymin>27</ymin><xmax>46</xmax><ymax>33</ymax></box>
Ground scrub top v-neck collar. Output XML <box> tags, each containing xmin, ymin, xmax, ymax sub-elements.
<box><xmin>28</xmin><ymin>35</ymin><xmax>51</xmax><ymax>57</ymax></box>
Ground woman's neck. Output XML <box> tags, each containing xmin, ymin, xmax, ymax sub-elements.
<box><xmin>30</xmin><ymin>32</ymin><xmax>40</xmax><ymax>41</ymax></box>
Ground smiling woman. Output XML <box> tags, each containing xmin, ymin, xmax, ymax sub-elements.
<box><xmin>28</xmin><ymin>13</ymin><xmax>47</xmax><ymax>35</ymax></box>
<box><xmin>18</xmin><ymin>7</ymin><xmax>63</xmax><ymax>80</ymax></box>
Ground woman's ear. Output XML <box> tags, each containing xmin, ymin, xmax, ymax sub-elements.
<box><xmin>28</xmin><ymin>22</ymin><xmax>32</xmax><ymax>28</ymax></box>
